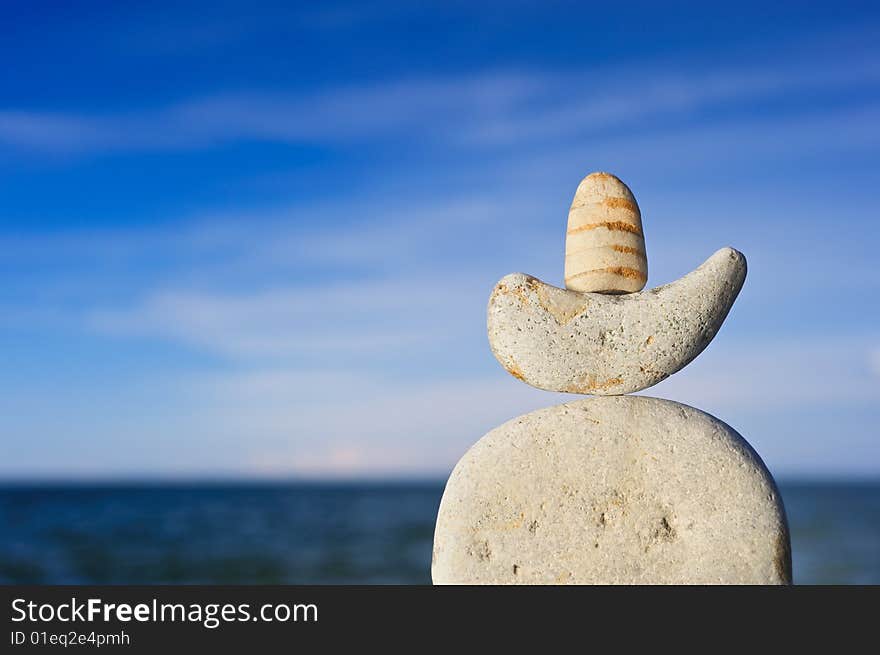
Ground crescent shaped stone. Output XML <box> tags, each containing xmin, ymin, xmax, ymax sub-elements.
<box><xmin>487</xmin><ymin>247</ymin><xmax>746</xmax><ymax>395</ymax></box>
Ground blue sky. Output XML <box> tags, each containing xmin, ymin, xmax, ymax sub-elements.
<box><xmin>1</xmin><ymin>1</ymin><xmax>879</xmax><ymax>479</ymax></box>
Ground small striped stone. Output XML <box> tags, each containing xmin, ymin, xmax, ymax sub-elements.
<box><xmin>565</xmin><ymin>172</ymin><xmax>647</xmax><ymax>294</ymax></box>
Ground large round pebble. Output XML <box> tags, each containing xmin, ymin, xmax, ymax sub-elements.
<box><xmin>432</xmin><ymin>396</ymin><xmax>791</xmax><ymax>585</ymax></box>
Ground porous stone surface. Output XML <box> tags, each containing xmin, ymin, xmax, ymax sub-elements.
<box><xmin>432</xmin><ymin>396</ymin><xmax>791</xmax><ymax>585</ymax></box>
<box><xmin>488</xmin><ymin>247</ymin><xmax>746</xmax><ymax>395</ymax></box>
<box><xmin>565</xmin><ymin>172</ymin><xmax>647</xmax><ymax>294</ymax></box>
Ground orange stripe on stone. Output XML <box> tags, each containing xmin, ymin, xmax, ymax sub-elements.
<box><xmin>610</xmin><ymin>244</ymin><xmax>645</xmax><ymax>256</ymax></box>
<box><xmin>566</xmin><ymin>221</ymin><xmax>643</xmax><ymax>236</ymax></box>
<box><xmin>569</xmin><ymin>196</ymin><xmax>639</xmax><ymax>213</ymax></box>
<box><xmin>603</xmin><ymin>197</ymin><xmax>639</xmax><ymax>212</ymax></box>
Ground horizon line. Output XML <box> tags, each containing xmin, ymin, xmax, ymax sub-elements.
<box><xmin>0</xmin><ymin>474</ymin><xmax>877</xmax><ymax>488</ymax></box>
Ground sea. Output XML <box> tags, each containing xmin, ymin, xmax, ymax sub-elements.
<box><xmin>1</xmin><ymin>481</ymin><xmax>877</xmax><ymax>585</ymax></box>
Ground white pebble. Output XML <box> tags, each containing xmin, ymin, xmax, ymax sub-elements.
<box><xmin>488</xmin><ymin>247</ymin><xmax>746</xmax><ymax>395</ymax></box>
<box><xmin>432</xmin><ymin>396</ymin><xmax>791</xmax><ymax>585</ymax></box>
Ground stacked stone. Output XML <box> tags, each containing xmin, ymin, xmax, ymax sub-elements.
<box><xmin>432</xmin><ymin>172</ymin><xmax>791</xmax><ymax>585</ymax></box>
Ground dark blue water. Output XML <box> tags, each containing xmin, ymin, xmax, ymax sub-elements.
<box><xmin>0</xmin><ymin>481</ymin><xmax>876</xmax><ymax>584</ymax></box>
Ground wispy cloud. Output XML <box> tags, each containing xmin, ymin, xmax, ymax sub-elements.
<box><xmin>2</xmin><ymin>35</ymin><xmax>878</xmax><ymax>155</ymax></box>
<box><xmin>0</xmin><ymin>112</ymin><xmax>110</xmax><ymax>152</ymax></box>
<box><xmin>88</xmin><ymin>275</ymin><xmax>482</xmax><ymax>362</ymax></box>
<box><xmin>4</xmin><ymin>21</ymin><xmax>879</xmax><ymax>479</ymax></box>
<box><xmin>61</xmin><ymin>193</ymin><xmax>877</xmax><ymax>478</ymax></box>
<box><xmin>0</xmin><ymin>73</ymin><xmax>543</xmax><ymax>154</ymax></box>
<box><xmin>92</xmin><ymin>331</ymin><xmax>875</xmax><ymax>479</ymax></box>
<box><xmin>649</xmin><ymin>339</ymin><xmax>880</xmax><ymax>413</ymax></box>
<box><xmin>869</xmin><ymin>349</ymin><xmax>880</xmax><ymax>378</ymax></box>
